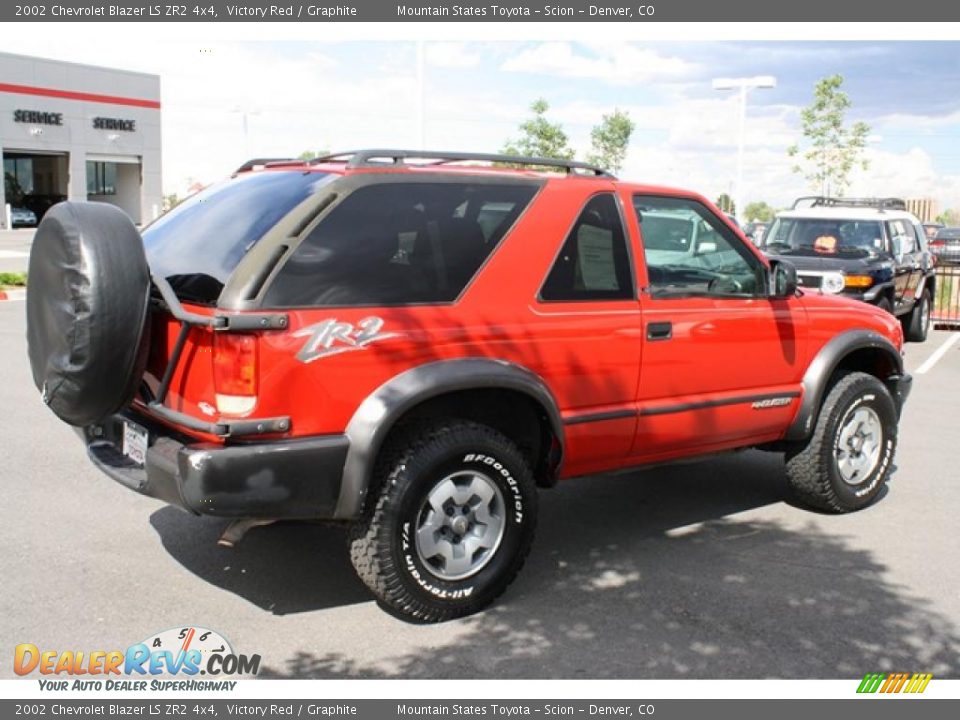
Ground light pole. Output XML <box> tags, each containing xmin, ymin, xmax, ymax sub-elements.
<box><xmin>712</xmin><ymin>75</ymin><xmax>776</xmax><ymax>223</ymax></box>
<box><xmin>231</xmin><ymin>106</ymin><xmax>261</xmax><ymax>157</ymax></box>
<box><xmin>416</xmin><ymin>41</ymin><xmax>426</xmax><ymax>149</ymax></box>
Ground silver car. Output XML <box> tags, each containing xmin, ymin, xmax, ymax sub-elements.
<box><xmin>932</xmin><ymin>227</ymin><xmax>960</xmax><ymax>265</ymax></box>
<box><xmin>11</xmin><ymin>206</ymin><xmax>37</xmax><ymax>227</ymax></box>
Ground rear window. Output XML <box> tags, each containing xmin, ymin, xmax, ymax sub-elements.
<box><xmin>143</xmin><ymin>171</ymin><xmax>333</xmax><ymax>304</ymax></box>
<box><xmin>263</xmin><ymin>181</ymin><xmax>538</xmax><ymax>308</ymax></box>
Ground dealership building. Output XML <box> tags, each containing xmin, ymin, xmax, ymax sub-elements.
<box><xmin>0</xmin><ymin>52</ymin><xmax>161</xmax><ymax>229</ymax></box>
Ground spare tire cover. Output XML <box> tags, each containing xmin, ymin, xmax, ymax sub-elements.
<box><xmin>27</xmin><ymin>202</ymin><xmax>151</xmax><ymax>427</ymax></box>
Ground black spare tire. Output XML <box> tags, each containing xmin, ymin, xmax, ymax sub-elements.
<box><xmin>27</xmin><ymin>202</ymin><xmax>151</xmax><ymax>426</ymax></box>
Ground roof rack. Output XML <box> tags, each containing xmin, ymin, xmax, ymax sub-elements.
<box><xmin>311</xmin><ymin>149</ymin><xmax>614</xmax><ymax>177</ymax></box>
<box><xmin>791</xmin><ymin>196</ymin><xmax>907</xmax><ymax>212</ymax></box>
<box><xmin>234</xmin><ymin>157</ymin><xmax>297</xmax><ymax>173</ymax></box>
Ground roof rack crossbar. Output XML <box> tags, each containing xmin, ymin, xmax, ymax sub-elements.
<box><xmin>791</xmin><ymin>196</ymin><xmax>907</xmax><ymax>211</ymax></box>
<box><xmin>234</xmin><ymin>157</ymin><xmax>297</xmax><ymax>173</ymax></box>
<box><xmin>312</xmin><ymin>148</ymin><xmax>614</xmax><ymax>177</ymax></box>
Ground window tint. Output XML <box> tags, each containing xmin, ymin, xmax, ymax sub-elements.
<box><xmin>887</xmin><ymin>219</ymin><xmax>916</xmax><ymax>254</ymax></box>
<box><xmin>540</xmin><ymin>193</ymin><xmax>633</xmax><ymax>302</ymax></box>
<box><xmin>264</xmin><ymin>181</ymin><xmax>537</xmax><ymax>307</ymax></box>
<box><xmin>143</xmin><ymin>171</ymin><xmax>333</xmax><ymax>305</ymax></box>
<box><xmin>912</xmin><ymin>223</ymin><xmax>928</xmax><ymax>252</ymax></box>
<box><xmin>634</xmin><ymin>195</ymin><xmax>764</xmax><ymax>298</ymax></box>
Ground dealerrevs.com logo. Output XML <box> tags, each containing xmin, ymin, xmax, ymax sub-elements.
<box><xmin>14</xmin><ymin>626</ymin><xmax>260</xmax><ymax>691</ymax></box>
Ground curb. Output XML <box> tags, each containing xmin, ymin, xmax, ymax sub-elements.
<box><xmin>0</xmin><ymin>288</ymin><xmax>26</xmax><ymax>301</ymax></box>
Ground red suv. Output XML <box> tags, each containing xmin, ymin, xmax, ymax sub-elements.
<box><xmin>26</xmin><ymin>150</ymin><xmax>911</xmax><ymax>622</ymax></box>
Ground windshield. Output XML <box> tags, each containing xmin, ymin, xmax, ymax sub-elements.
<box><xmin>142</xmin><ymin>170</ymin><xmax>333</xmax><ymax>304</ymax></box>
<box><xmin>763</xmin><ymin>217</ymin><xmax>886</xmax><ymax>258</ymax></box>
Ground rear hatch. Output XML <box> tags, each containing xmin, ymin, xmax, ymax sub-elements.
<box><xmin>139</xmin><ymin>169</ymin><xmax>333</xmax><ymax>434</ymax></box>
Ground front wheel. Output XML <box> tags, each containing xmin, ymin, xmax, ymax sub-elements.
<box><xmin>785</xmin><ymin>371</ymin><xmax>898</xmax><ymax>513</ymax></box>
<box><xmin>349</xmin><ymin>420</ymin><xmax>538</xmax><ymax>622</ymax></box>
<box><xmin>875</xmin><ymin>295</ymin><xmax>894</xmax><ymax>315</ymax></box>
<box><xmin>904</xmin><ymin>290</ymin><xmax>932</xmax><ymax>342</ymax></box>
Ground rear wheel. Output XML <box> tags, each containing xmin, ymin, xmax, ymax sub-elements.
<box><xmin>904</xmin><ymin>289</ymin><xmax>932</xmax><ymax>342</ymax></box>
<box><xmin>785</xmin><ymin>372</ymin><xmax>898</xmax><ymax>513</ymax></box>
<box><xmin>349</xmin><ymin>420</ymin><xmax>538</xmax><ymax>622</ymax></box>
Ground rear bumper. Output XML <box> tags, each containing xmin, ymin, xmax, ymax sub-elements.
<box><xmin>80</xmin><ymin>411</ymin><xmax>349</xmax><ymax>519</ymax></box>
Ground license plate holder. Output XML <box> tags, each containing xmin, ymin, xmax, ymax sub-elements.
<box><xmin>121</xmin><ymin>420</ymin><xmax>149</xmax><ymax>467</ymax></box>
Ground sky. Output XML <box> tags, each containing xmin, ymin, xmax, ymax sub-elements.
<box><xmin>3</xmin><ymin>39</ymin><xmax>959</xmax><ymax>213</ymax></box>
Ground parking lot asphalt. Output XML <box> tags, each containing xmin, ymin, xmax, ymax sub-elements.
<box><xmin>1</xmin><ymin>299</ymin><xmax>958</xmax><ymax>680</ymax></box>
<box><xmin>0</xmin><ymin>229</ymin><xmax>33</xmax><ymax>273</ymax></box>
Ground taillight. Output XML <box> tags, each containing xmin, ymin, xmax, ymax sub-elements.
<box><xmin>213</xmin><ymin>334</ymin><xmax>258</xmax><ymax>415</ymax></box>
<box><xmin>930</xmin><ymin>240</ymin><xmax>945</xmax><ymax>249</ymax></box>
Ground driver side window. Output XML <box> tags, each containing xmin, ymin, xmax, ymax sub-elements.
<box><xmin>633</xmin><ymin>195</ymin><xmax>765</xmax><ymax>298</ymax></box>
<box><xmin>886</xmin><ymin>219</ymin><xmax>916</xmax><ymax>254</ymax></box>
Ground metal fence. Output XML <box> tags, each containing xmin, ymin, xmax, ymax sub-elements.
<box><xmin>933</xmin><ymin>263</ymin><xmax>960</xmax><ymax>328</ymax></box>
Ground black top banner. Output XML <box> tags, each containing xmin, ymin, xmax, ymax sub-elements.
<box><xmin>2</xmin><ymin>0</ymin><xmax>957</xmax><ymax>22</ymax></box>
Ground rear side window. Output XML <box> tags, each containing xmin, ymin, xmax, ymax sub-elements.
<box><xmin>264</xmin><ymin>181</ymin><xmax>537</xmax><ymax>307</ymax></box>
<box><xmin>143</xmin><ymin>171</ymin><xmax>332</xmax><ymax>304</ymax></box>
<box><xmin>539</xmin><ymin>193</ymin><xmax>633</xmax><ymax>302</ymax></box>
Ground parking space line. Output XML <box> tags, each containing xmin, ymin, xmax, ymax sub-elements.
<box><xmin>915</xmin><ymin>332</ymin><xmax>960</xmax><ymax>375</ymax></box>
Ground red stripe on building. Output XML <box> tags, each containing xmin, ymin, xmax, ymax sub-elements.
<box><xmin>0</xmin><ymin>82</ymin><xmax>160</xmax><ymax>109</ymax></box>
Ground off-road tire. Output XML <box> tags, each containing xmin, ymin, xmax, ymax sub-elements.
<box><xmin>349</xmin><ymin>420</ymin><xmax>538</xmax><ymax>622</ymax></box>
<box><xmin>785</xmin><ymin>371</ymin><xmax>898</xmax><ymax>513</ymax></box>
<box><xmin>350</xmin><ymin>420</ymin><xmax>537</xmax><ymax>622</ymax></box>
<box><xmin>904</xmin><ymin>289</ymin><xmax>932</xmax><ymax>343</ymax></box>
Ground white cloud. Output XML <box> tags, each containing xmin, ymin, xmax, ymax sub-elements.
<box><xmin>501</xmin><ymin>42</ymin><xmax>699</xmax><ymax>85</ymax></box>
<box><xmin>2</xmin><ymin>39</ymin><xmax>957</xmax><ymax>213</ymax></box>
<box><xmin>425</xmin><ymin>42</ymin><xmax>481</xmax><ymax>68</ymax></box>
<box><xmin>850</xmin><ymin>148</ymin><xmax>960</xmax><ymax>210</ymax></box>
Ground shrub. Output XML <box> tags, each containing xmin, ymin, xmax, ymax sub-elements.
<box><xmin>0</xmin><ymin>271</ymin><xmax>27</xmax><ymax>287</ymax></box>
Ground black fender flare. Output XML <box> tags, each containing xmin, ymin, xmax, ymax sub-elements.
<box><xmin>334</xmin><ymin>358</ymin><xmax>564</xmax><ymax>519</ymax></box>
<box><xmin>785</xmin><ymin>330</ymin><xmax>903</xmax><ymax>441</ymax></box>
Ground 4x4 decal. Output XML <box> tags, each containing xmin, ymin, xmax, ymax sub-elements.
<box><xmin>294</xmin><ymin>316</ymin><xmax>398</xmax><ymax>363</ymax></box>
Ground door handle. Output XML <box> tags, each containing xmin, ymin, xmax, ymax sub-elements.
<box><xmin>647</xmin><ymin>321</ymin><xmax>673</xmax><ymax>341</ymax></box>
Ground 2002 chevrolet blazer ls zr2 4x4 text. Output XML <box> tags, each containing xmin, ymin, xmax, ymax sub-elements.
<box><xmin>26</xmin><ymin>149</ymin><xmax>912</xmax><ymax>622</ymax></box>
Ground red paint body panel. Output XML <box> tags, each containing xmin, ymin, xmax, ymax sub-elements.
<box><xmin>138</xmin><ymin>164</ymin><xmax>905</xmax><ymax>480</ymax></box>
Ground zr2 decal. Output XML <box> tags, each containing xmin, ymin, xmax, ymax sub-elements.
<box><xmin>294</xmin><ymin>317</ymin><xmax>398</xmax><ymax>363</ymax></box>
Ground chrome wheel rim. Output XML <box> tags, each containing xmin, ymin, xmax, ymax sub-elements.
<box><xmin>415</xmin><ymin>470</ymin><xmax>506</xmax><ymax>581</ymax></box>
<box><xmin>921</xmin><ymin>296</ymin><xmax>930</xmax><ymax>332</ymax></box>
<box><xmin>835</xmin><ymin>406</ymin><xmax>883</xmax><ymax>485</ymax></box>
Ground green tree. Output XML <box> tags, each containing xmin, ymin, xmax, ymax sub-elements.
<box><xmin>788</xmin><ymin>75</ymin><xmax>871</xmax><ymax>197</ymax></box>
<box><xmin>297</xmin><ymin>150</ymin><xmax>329</xmax><ymax>161</ymax></box>
<box><xmin>501</xmin><ymin>98</ymin><xmax>574</xmax><ymax>162</ymax></box>
<box><xmin>936</xmin><ymin>209</ymin><xmax>960</xmax><ymax>226</ymax></box>
<box><xmin>744</xmin><ymin>201</ymin><xmax>775</xmax><ymax>222</ymax></box>
<box><xmin>587</xmin><ymin>109</ymin><xmax>634</xmax><ymax>174</ymax></box>
<box><xmin>4</xmin><ymin>171</ymin><xmax>24</xmax><ymax>205</ymax></box>
<box><xmin>162</xmin><ymin>193</ymin><xmax>181</xmax><ymax>212</ymax></box>
<box><xmin>715</xmin><ymin>193</ymin><xmax>735</xmax><ymax>214</ymax></box>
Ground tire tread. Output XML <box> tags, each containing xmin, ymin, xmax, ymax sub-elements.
<box><xmin>349</xmin><ymin>420</ymin><xmax>535</xmax><ymax>622</ymax></box>
<box><xmin>785</xmin><ymin>371</ymin><xmax>895</xmax><ymax>513</ymax></box>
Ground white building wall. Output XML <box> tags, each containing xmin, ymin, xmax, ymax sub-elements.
<box><xmin>0</xmin><ymin>51</ymin><xmax>161</xmax><ymax>228</ymax></box>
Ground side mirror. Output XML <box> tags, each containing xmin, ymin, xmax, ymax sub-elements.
<box><xmin>769</xmin><ymin>259</ymin><xmax>798</xmax><ymax>298</ymax></box>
